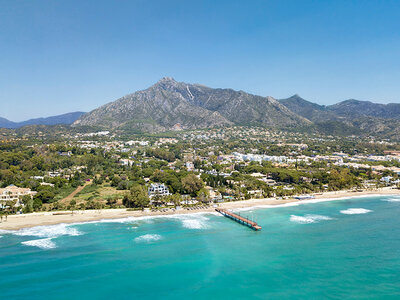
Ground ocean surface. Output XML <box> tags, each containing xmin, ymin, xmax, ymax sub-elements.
<box><xmin>1</xmin><ymin>195</ymin><xmax>400</xmax><ymax>299</ymax></box>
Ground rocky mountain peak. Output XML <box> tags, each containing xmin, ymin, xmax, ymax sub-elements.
<box><xmin>151</xmin><ymin>77</ymin><xmax>181</xmax><ymax>91</ymax></box>
<box><xmin>158</xmin><ymin>77</ymin><xmax>176</xmax><ymax>83</ymax></box>
<box><xmin>154</xmin><ymin>77</ymin><xmax>178</xmax><ymax>86</ymax></box>
<box><xmin>74</xmin><ymin>78</ymin><xmax>310</xmax><ymax>132</ymax></box>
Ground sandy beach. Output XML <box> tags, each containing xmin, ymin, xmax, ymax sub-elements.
<box><xmin>1</xmin><ymin>187</ymin><xmax>399</xmax><ymax>230</ymax></box>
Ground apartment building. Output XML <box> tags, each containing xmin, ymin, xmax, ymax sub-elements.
<box><xmin>0</xmin><ymin>185</ymin><xmax>37</xmax><ymax>207</ymax></box>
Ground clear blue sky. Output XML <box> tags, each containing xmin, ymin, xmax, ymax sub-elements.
<box><xmin>1</xmin><ymin>0</ymin><xmax>399</xmax><ymax>121</ymax></box>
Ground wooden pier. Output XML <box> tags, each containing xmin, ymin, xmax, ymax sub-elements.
<box><xmin>215</xmin><ymin>208</ymin><xmax>262</xmax><ymax>231</ymax></box>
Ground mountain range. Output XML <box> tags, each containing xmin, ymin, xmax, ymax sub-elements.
<box><xmin>279</xmin><ymin>94</ymin><xmax>400</xmax><ymax>138</ymax></box>
<box><xmin>0</xmin><ymin>112</ymin><xmax>85</xmax><ymax>129</ymax></box>
<box><xmin>2</xmin><ymin>78</ymin><xmax>400</xmax><ymax>138</ymax></box>
<box><xmin>279</xmin><ymin>94</ymin><xmax>400</xmax><ymax>121</ymax></box>
<box><xmin>73</xmin><ymin>77</ymin><xmax>309</xmax><ymax>132</ymax></box>
<box><xmin>73</xmin><ymin>78</ymin><xmax>400</xmax><ymax>138</ymax></box>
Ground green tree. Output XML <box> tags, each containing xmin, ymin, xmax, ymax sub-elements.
<box><xmin>197</xmin><ymin>188</ymin><xmax>210</xmax><ymax>203</ymax></box>
<box><xmin>166</xmin><ymin>193</ymin><xmax>181</xmax><ymax>208</ymax></box>
<box><xmin>21</xmin><ymin>195</ymin><xmax>33</xmax><ymax>213</ymax></box>
<box><xmin>181</xmin><ymin>174</ymin><xmax>204</xmax><ymax>196</ymax></box>
<box><xmin>35</xmin><ymin>189</ymin><xmax>55</xmax><ymax>203</ymax></box>
<box><xmin>68</xmin><ymin>199</ymin><xmax>77</xmax><ymax>213</ymax></box>
<box><xmin>33</xmin><ymin>198</ymin><xmax>42</xmax><ymax>211</ymax></box>
<box><xmin>123</xmin><ymin>185</ymin><xmax>150</xmax><ymax>210</ymax></box>
<box><xmin>106</xmin><ymin>196</ymin><xmax>118</xmax><ymax>208</ymax></box>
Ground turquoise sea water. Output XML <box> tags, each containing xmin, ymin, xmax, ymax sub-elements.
<box><xmin>1</xmin><ymin>195</ymin><xmax>400</xmax><ymax>299</ymax></box>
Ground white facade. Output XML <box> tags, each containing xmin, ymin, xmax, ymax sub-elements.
<box><xmin>381</xmin><ymin>176</ymin><xmax>393</xmax><ymax>183</ymax></box>
<box><xmin>0</xmin><ymin>185</ymin><xmax>36</xmax><ymax>207</ymax></box>
<box><xmin>120</xmin><ymin>159</ymin><xmax>135</xmax><ymax>166</ymax></box>
<box><xmin>148</xmin><ymin>183</ymin><xmax>170</xmax><ymax>199</ymax></box>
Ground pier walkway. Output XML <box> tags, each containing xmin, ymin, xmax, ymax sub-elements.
<box><xmin>215</xmin><ymin>208</ymin><xmax>261</xmax><ymax>230</ymax></box>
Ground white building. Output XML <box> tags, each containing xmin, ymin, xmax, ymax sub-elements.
<box><xmin>126</xmin><ymin>140</ymin><xmax>149</xmax><ymax>146</ymax></box>
<box><xmin>83</xmin><ymin>131</ymin><xmax>110</xmax><ymax>137</ymax></box>
<box><xmin>205</xmin><ymin>186</ymin><xmax>222</xmax><ymax>201</ymax></box>
<box><xmin>185</xmin><ymin>161</ymin><xmax>194</xmax><ymax>171</ymax></box>
<box><xmin>0</xmin><ymin>185</ymin><xmax>37</xmax><ymax>207</ymax></box>
<box><xmin>381</xmin><ymin>176</ymin><xmax>393</xmax><ymax>183</ymax></box>
<box><xmin>148</xmin><ymin>183</ymin><xmax>170</xmax><ymax>199</ymax></box>
<box><xmin>120</xmin><ymin>159</ymin><xmax>135</xmax><ymax>166</ymax></box>
<box><xmin>234</xmin><ymin>152</ymin><xmax>289</xmax><ymax>164</ymax></box>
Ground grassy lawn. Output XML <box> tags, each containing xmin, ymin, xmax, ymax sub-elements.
<box><xmin>53</xmin><ymin>186</ymin><xmax>77</xmax><ymax>201</ymax></box>
<box><xmin>73</xmin><ymin>183</ymin><xmax>126</xmax><ymax>201</ymax></box>
<box><xmin>74</xmin><ymin>183</ymin><xmax>99</xmax><ymax>196</ymax></box>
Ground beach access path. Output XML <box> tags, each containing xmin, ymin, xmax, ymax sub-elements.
<box><xmin>59</xmin><ymin>180</ymin><xmax>92</xmax><ymax>204</ymax></box>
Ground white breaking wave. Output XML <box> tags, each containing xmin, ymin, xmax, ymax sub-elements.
<box><xmin>384</xmin><ymin>197</ymin><xmax>400</xmax><ymax>202</ymax></box>
<box><xmin>248</xmin><ymin>194</ymin><xmax>394</xmax><ymax>211</ymax></box>
<box><xmin>14</xmin><ymin>223</ymin><xmax>82</xmax><ymax>238</ymax></box>
<box><xmin>290</xmin><ymin>214</ymin><xmax>333</xmax><ymax>224</ymax></box>
<box><xmin>181</xmin><ymin>219</ymin><xmax>207</xmax><ymax>229</ymax></box>
<box><xmin>49</xmin><ymin>212</ymin><xmax>214</xmax><ymax>231</ymax></box>
<box><xmin>134</xmin><ymin>234</ymin><xmax>162</xmax><ymax>243</ymax></box>
<box><xmin>22</xmin><ymin>238</ymin><xmax>56</xmax><ymax>249</ymax></box>
<box><xmin>90</xmin><ymin>213</ymin><xmax>211</xmax><ymax>230</ymax></box>
<box><xmin>340</xmin><ymin>208</ymin><xmax>372</xmax><ymax>215</ymax></box>
<box><xmin>0</xmin><ymin>229</ymin><xmax>11</xmax><ymax>239</ymax></box>
<box><xmin>94</xmin><ymin>216</ymin><xmax>156</xmax><ymax>224</ymax></box>
<box><xmin>170</xmin><ymin>214</ymin><xmax>210</xmax><ymax>229</ymax></box>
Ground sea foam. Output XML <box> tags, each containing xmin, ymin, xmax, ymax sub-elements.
<box><xmin>134</xmin><ymin>234</ymin><xmax>162</xmax><ymax>243</ymax></box>
<box><xmin>0</xmin><ymin>229</ymin><xmax>11</xmax><ymax>239</ymax></box>
<box><xmin>384</xmin><ymin>197</ymin><xmax>400</xmax><ymax>202</ymax></box>
<box><xmin>171</xmin><ymin>214</ymin><xmax>210</xmax><ymax>229</ymax></box>
<box><xmin>181</xmin><ymin>218</ymin><xmax>207</xmax><ymax>229</ymax></box>
<box><xmin>94</xmin><ymin>216</ymin><xmax>155</xmax><ymax>224</ymax></box>
<box><xmin>340</xmin><ymin>208</ymin><xmax>372</xmax><ymax>215</ymax></box>
<box><xmin>21</xmin><ymin>238</ymin><xmax>56</xmax><ymax>250</ymax></box>
<box><xmin>0</xmin><ymin>229</ymin><xmax>12</xmax><ymax>238</ymax></box>
<box><xmin>92</xmin><ymin>213</ymin><xmax>211</xmax><ymax>230</ymax></box>
<box><xmin>14</xmin><ymin>223</ymin><xmax>82</xmax><ymax>238</ymax></box>
<box><xmin>290</xmin><ymin>214</ymin><xmax>333</xmax><ymax>224</ymax></box>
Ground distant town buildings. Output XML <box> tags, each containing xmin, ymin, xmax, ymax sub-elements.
<box><xmin>185</xmin><ymin>161</ymin><xmax>194</xmax><ymax>171</ymax></box>
<box><xmin>126</xmin><ymin>140</ymin><xmax>149</xmax><ymax>146</ymax></box>
<box><xmin>120</xmin><ymin>159</ymin><xmax>135</xmax><ymax>166</ymax></box>
<box><xmin>83</xmin><ymin>131</ymin><xmax>110</xmax><ymax>137</ymax></box>
<box><xmin>58</xmin><ymin>151</ymin><xmax>72</xmax><ymax>156</ymax></box>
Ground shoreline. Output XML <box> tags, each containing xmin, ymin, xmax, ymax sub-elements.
<box><xmin>1</xmin><ymin>187</ymin><xmax>399</xmax><ymax>231</ymax></box>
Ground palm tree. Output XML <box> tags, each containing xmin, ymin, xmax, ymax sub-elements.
<box><xmin>68</xmin><ymin>199</ymin><xmax>76</xmax><ymax>215</ymax></box>
<box><xmin>170</xmin><ymin>194</ymin><xmax>181</xmax><ymax>208</ymax></box>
